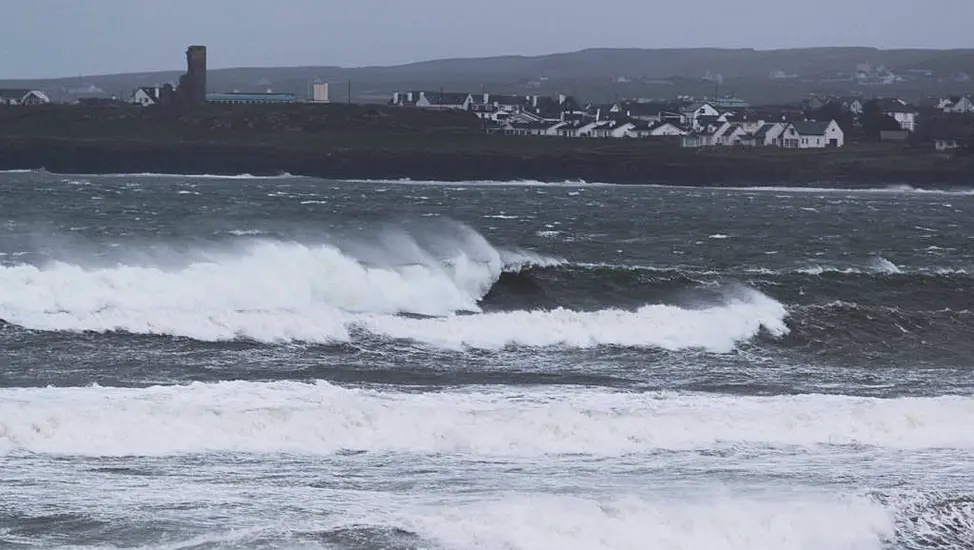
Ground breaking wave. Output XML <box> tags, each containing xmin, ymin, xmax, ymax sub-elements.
<box><xmin>3</xmin><ymin>381</ymin><xmax>974</xmax><ymax>457</ymax></box>
<box><xmin>0</xmin><ymin>225</ymin><xmax>788</xmax><ymax>351</ymax></box>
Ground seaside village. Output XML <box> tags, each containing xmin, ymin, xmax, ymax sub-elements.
<box><xmin>1</xmin><ymin>44</ymin><xmax>973</xmax><ymax>152</ymax></box>
<box><xmin>388</xmin><ymin>91</ymin><xmax>974</xmax><ymax>151</ymax></box>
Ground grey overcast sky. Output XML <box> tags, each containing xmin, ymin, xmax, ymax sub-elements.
<box><xmin>1</xmin><ymin>0</ymin><xmax>970</xmax><ymax>79</ymax></box>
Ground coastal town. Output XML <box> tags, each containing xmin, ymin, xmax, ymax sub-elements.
<box><xmin>1</xmin><ymin>45</ymin><xmax>973</xmax><ymax>153</ymax></box>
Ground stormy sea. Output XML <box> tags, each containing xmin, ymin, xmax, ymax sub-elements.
<box><xmin>1</xmin><ymin>169</ymin><xmax>973</xmax><ymax>550</ymax></box>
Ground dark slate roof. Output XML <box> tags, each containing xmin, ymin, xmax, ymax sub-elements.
<box><xmin>753</xmin><ymin>124</ymin><xmax>777</xmax><ymax>139</ymax></box>
<box><xmin>423</xmin><ymin>92</ymin><xmax>470</xmax><ymax>105</ymax></box>
<box><xmin>531</xmin><ymin>96</ymin><xmax>563</xmax><ymax>118</ymax></box>
<box><xmin>792</xmin><ymin>121</ymin><xmax>832</xmax><ymax>135</ymax></box>
<box><xmin>489</xmin><ymin>94</ymin><xmax>526</xmax><ymax>106</ymax></box>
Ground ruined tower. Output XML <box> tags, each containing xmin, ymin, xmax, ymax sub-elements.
<box><xmin>185</xmin><ymin>45</ymin><xmax>207</xmax><ymax>104</ymax></box>
<box><xmin>176</xmin><ymin>45</ymin><xmax>207</xmax><ymax>105</ymax></box>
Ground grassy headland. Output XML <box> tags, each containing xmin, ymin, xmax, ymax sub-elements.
<box><xmin>0</xmin><ymin>103</ymin><xmax>970</xmax><ymax>187</ymax></box>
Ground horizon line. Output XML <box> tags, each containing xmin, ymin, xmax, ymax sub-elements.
<box><xmin>2</xmin><ymin>45</ymin><xmax>973</xmax><ymax>82</ymax></box>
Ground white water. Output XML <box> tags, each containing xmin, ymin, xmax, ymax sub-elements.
<box><xmin>3</xmin><ymin>381</ymin><xmax>973</xmax><ymax>457</ymax></box>
<box><xmin>0</xmin><ymin>236</ymin><xmax>786</xmax><ymax>350</ymax></box>
<box><xmin>395</xmin><ymin>493</ymin><xmax>895</xmax><ymax>550</ymax></box>
<box><xmin>362</xmin><ymin>289</ymin><xmax>786</xmax><ymax>351</ymax></box>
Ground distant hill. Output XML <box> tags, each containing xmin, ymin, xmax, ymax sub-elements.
<box><xmin>3</xmin><ymin>47</ymin><xmax>973</xmax><ymax>105</ymax></box>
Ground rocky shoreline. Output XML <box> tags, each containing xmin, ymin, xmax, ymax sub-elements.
<box><xmin>0</xmin><ymin>137</ymin><xmax>971</xmax><ymax>188</ymax></box>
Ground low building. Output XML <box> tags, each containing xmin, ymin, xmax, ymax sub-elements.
<box><xmin>780</xmin><ymin>120</ymin><xmax>845</xmax><ymax>148</ymax></box>
<box><xmin>131</xmin><ymin>87</ymin><xmax>161</xmax><ymax>107</ymax></box>
<box><xmin>389</xmin><ymin>91</ymin><xmax>473</xmax><ymax>110</ymax></box>
<box><xmin>205</xmin><ymin>92</ymin><xmax>299</xmax><ymax>104</ymax></box>
<box><xmin>680</xmin><ymin>101</ymin><xmax>721</xmax><ymax>130</ymax></box>
<box><xmin>0</xmin><ymin>89</ymin><xmax>50</xmax><ymax>105</ymax></box>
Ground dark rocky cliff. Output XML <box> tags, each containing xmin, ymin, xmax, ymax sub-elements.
<box><xmin>2</xmin><ymin>137</ymin><xmax>971</xmax><ymax>188</ymax></box>
<box><xmin>0</xmin><ymin>104</ymin><xmax>971</xmax><ymax>188</ymax></box>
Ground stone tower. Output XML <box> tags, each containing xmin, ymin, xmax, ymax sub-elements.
<box><xmin>185</xmin><ymin>45</ymin><xmax>207</xmax><ymax>104</ymax></box>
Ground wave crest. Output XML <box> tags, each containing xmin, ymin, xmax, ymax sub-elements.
<box><xmin>0</xmin><ymin>226</ymin><xmax>784</xmax><ymax>350</ymax></box>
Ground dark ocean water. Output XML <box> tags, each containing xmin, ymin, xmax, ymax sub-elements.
<box><xmin>1</xmin><ymin>170</ymin><xmax>973</xmax><ymax>549</ymax></box>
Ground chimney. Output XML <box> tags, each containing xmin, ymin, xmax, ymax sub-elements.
<box><xmin>393</xmin><ymin>92</ymin><xmax>400</xmax><ymax>104</ymax></box>
<box><xmin>558</xmin><ymin>94</ymin><xmax>566</xmax><ymax>105</ymax></box>
<box><xmin>483</xmin><ymin>92</ymin><xmax>489</xmax><ymax>104</ymax></box>
<box><xmin>407</xmin><ymin>91</ymin><xmax>413</xmax><ymax>102</ymax></box>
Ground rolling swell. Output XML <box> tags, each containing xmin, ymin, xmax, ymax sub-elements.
<box><xmin>490</xmin><ymin>262</ymin><xmax>974</xmax><ymax>360</ymax></box>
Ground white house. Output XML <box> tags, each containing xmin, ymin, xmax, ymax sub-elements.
<box><xmin>944</xmin><ymin>96</ymin><xmax>974</xmax><ymax>114</ymax></box>
<box><xmin>681</xmin><ymin>130</ymin><xmax>717</xmax><ymax>148</ymax></box>
<box><xmin>648</xmin><ymin>121</ymin><xmax>687</xmax><ymax>137</ymax></box>
<box><xmin>586</xmin><ymin>119</ymin><xmax>638</xmax><ymax>138</ymax></box>
<box><xmin>414</xmin><ymin>91</ymin><xmax>472</xmax><ymax>110</ymax></box>
<box><xmin>390</xmin><ymin>91</ymin><xmax>473</xmax><ymax>110</ymax></box>
<box><xmin>680</xmin><ymin>101</ymin><xmax>721</xmax><ymax>129</ymax></box>
<box><xmin>131</xmin><ymin>87</ymin><xmax>160</xmax><ymax>107</ymax></box>
<box><xmin>780</xmin><ymin>120</ymin><xmax>845</xmax><ymax>148</ymax></box>
<box><xmin>502</xmin><ymin>121</ymin><xmax>557</xmax><ymax>137</ymax></box>
<box><xmin>877</xmin><ymin>99</ymin><xmax>918</xmax><ymax>132</ymax></box>
<box><xmin>750</xmin><ymin>122</ymin><xmax>787</xmax><ymax>147</ymax></box>
<box><xmin>716</xmin><ymin>123</ymin><xmax>749</xmax><ymax>146</ymax></box>
<box><xmin>0</xmin><ymin>89</ymin><xmax>50</xmax><ymax>105</ymax></box>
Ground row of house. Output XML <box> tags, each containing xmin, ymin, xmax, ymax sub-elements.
<box><xmin>498</xmin><ymin>116</ymin><xmax>844</xmax><ymax>149</ymax></box>
<box><xmin>389</xmin><ymin>91</ymin><xmax>846</xmax><ymax>149</ymax></box>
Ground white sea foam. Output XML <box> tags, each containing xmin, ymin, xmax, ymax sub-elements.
<box><xmin>797</xmin><ymin>256</ymin><xmax>903</xmax><ymax>276</ymax></box>
<box><xmin>360</xmin><ymin>287</ymin><xmax>786</xmax><ymax>351</ymax></box>
<box><xmin>0</xmin><ymin>230</ymin><xmax>781</xmax><ymax>349</ymax></box>
<box><xmin>95</xmin><ymin>172</ymin><xmax>295</xmax><ymax>179</ymax></box>
<box><xmin>0</xmin><ymin>232</ymin><xmax>508</xmax><ymax>341</ymax></box>
<box><xmin>3</xmin><ymin>381</ymin><xmax>974</xmax><ymax>457</ymax></box>
<box><xmin>346</xmin><ymin>178</ymin><xmax>602</xmax><ymax>187</ymax></box>
<box><xmin>398</xmin><ymin>493</ymin><xmax>894</xmax><ymax>550</ymax></box>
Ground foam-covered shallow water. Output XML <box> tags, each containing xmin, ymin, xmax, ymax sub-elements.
<box><xmin>1</xmin><ymin>170</ymin><xmax>973</xmax><ymax>549</ymax></box>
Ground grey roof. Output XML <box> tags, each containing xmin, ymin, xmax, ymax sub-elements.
<box><xmin>422</xmin><ymin>92</ymin><xmax>470</xmax><ymax>105</ymax></box>
<box><xmin>753</xmin><ymin>124</ymin><xmax>776</xmax><ymax>139</ymax></box>
<box><xmin>791</xmin><ymin>121</ymin><xmax>832</xmax><ymax>135</ymax></box>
